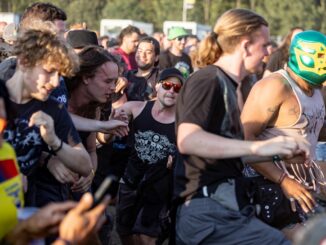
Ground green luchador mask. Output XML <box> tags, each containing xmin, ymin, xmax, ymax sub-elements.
<box><xmin>288</xmin><ymin>30</ymin><xmax>326</xmax><ymax>86</ymax></box>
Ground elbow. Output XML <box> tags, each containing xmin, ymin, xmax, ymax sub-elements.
<box><xmin>177</xmin><ymin>124</ymin><xmax>198</xmax><ymax>155</ymax></box>
<box><xmin>80</xmin><ymin>153</ymin><xmax>93</xmax><ymax>177</ymax></box>
<box><xmin>177</xmin><ymin>137</ymin><xmax>192</xmax><ymax>155</ymax></box>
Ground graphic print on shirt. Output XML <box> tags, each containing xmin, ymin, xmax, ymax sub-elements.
<box><xmin>302</xmin><ymin>106</ymin><xmax>325</xmax><ymax>136</ymax></box>
<box><xmin>4</xmin><ymin>119</ymin><xmax>43</xmax><ymax>175</ymax></box>
<box><xmin>134</xmin><ymin>130</ymin><xmax>176</xmax><ymax>164</ymax></box>
<box><xmin>175</xmin><ymin>61</ymin><xmax>190</xmax><ymax>78</ymax></box>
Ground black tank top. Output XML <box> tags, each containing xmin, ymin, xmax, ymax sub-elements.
<box><xmin>123</xmin><ymin>100</ymin><xmax>176</xmax><ymax>187</ymax></box>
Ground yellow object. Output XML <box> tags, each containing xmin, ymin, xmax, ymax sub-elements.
<box><xmin>0</xmin><ymin>142</ymin><xmax>24</xmax><ymax>239</ymax></box>
<box><xmin>0</xmin><ymin>118</ymin><xmax>6</xmax><ymax>133</ymax></box>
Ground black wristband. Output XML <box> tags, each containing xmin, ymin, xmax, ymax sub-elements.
<box><xmin>50</xmin><ymin>140</ymin><xmax>63</xmax><ymax>155</ymax></box>
<box><xmin>272</xmin><ymin>155</ymin><xmax>281</xmax><ymax>162</ymax></box>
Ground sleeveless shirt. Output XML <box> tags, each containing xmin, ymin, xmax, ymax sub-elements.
<box><xmin>244</xmin><ymin>69</ymin><xmax>325</xmax><ymax>177</ymax></box>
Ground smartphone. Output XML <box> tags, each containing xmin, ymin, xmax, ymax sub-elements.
<box><xmin>92</xmin><ymin>175</ymin><xmax>117</xmax><ymax>208</ymax></box>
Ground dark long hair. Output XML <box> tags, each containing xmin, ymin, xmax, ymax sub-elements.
<box><xmin>65</xmin><ymin>45</ymin><xmax>119</xmax><ymax>118</ymax></box>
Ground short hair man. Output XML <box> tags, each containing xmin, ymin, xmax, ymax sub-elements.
<box><xmin>124</xmin><ymin>36</ymin><xmax>161</xmax><ymax>101</ymax></box>
<box><xmin>174</xmin><ymin>8</ymin><xmax>309</xmax><ymax>244</ymax></box>
<box><xmin>3</xmin><ymin>27</ymin><xmax>92</xmax><ymax>207</ymax></box>
<box><xmin>113</xmin><ymin>25</ymin><xmax>141</xmax><ymax>71</ymax></box>
<box><xmin>20</xmin><ymin>2</ymin><xmax>67</xmax><ymax>36</ymax></box>
<box><xmin>116</xmin><ymin>68</ymin><xmax>183</xmax><ymax>245</ymax></box>
<box><xmin>159</xmin><ymin>27</ymin><xmax>193</xmax><ymax>78</ymax></box>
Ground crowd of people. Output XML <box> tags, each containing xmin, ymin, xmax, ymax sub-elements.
<box><xmin>1</xmin><ymin>2</ymin><xmax>326</xmax><ymax>245</ymax></box>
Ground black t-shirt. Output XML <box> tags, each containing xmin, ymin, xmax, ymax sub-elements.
<box><xmin>4</xmin><ymin>97</ymin><xmax>80</xmax><ymax>177</ymax></box>
<box><xmin>159</xmin><ymin>50</ymin><xmax>193</xmax><ymax>78</ymax></box>
<box><xmin>174</xmin><ymin>65</ymin><xmax>244</xmax><ymax>201</ymax></box>
<box><xmin>124</xmin><ymin>67</ymin><xmax>160</xmax><ymax>101</ymax></box>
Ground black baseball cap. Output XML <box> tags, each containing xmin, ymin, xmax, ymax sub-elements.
<box><xmin>66</xmin><ymin>30</ymin><xmax>98</xmax><ymax>49</ymax></box>
<box><xmin>158</xmin><ymin>68</ymin><xmax>184</xmax><ymax>84</ymax></box>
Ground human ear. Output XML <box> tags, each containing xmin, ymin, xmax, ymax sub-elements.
<box><xmin>240</xmin><ymin>39</ymin><xmax>250</xmax><ymax>57</ymax></box>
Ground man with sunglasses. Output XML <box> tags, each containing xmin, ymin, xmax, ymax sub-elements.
<box><xmin>159</xmin><ymin>27</ymin><xmax>193</xmax><ymax>79</ymax></box>
<box><xmin>115</xmin><ymin>68</ymin><xmax>183</xmax><ymax>245</ymax></box>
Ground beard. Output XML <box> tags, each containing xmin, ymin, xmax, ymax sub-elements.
<box><xmin>137</xmin><ymin>62</ymin><xmax>154</xmax><ymax>71</ymax></box>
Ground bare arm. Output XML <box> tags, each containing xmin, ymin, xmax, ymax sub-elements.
<box><xmin>177</xmin><ymin>122</ymin><xmax>304</xmax><ymax>159</ymax></box>
<box><xmin>98</xmin><ymin>101</ymin><xmax>144</xmax><ymax>144</ymax></box>
<box><xmin>241</xmin><ymin>75</ymin><xmax>315</xmax><ymax>212</ymax></box>
<box><xmin>71</xmin><ymin>132</ymin><xmax>97</xmax><ymax>193</ymax></box>
<box><xmin>29</xmin><ymin>111</ymin><xmax>92</xmax><ymax>177</ymax></box>
<box><xmin>85</xmin><ymin>132</ymin><xmax>98</xmax><ymax>171</ymax></box>
<box><xmin>240</xmin><ymin>75</ymin><xmax>308</xmax><ymax>176</ymax></box>
<box><xmin>70</xmin><ymin>113</ymin><xmax>128</xmax><ymax>134</ymax></box>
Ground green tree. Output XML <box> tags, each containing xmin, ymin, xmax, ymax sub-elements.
<box><xmin>102</xmin><ymin>0</ymin><xmax>145</xmax><ymax>22</ymax></box>
<box><xmin>1</xmin><ymin>0</ymin><xmax>326</xmax><ymax>37</ymax></box>
<box><xmin>65</xmin><ymin>0</ymin><xmax>106</xmax><ymax>30</ymax></box>
<box><xmin>255</xmin><ymin>0</ymin><xmax>323</xmax><ymax>36</ymax></box>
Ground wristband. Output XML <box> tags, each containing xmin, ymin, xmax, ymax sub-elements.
<box><xmin>50</xmin><ymin>140</ymin><xmax>63</xmax><ymax>155</ymax></box>
<box><xmin>273</xmin><ymin>155</ymin><xmax>281</xmax><ymax>162</ymax></box>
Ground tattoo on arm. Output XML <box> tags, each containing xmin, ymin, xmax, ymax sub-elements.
<box><xmin>288</xmin><ymin>106</ymin><xmax>300</xmax><ymax>117</ymax></box>
<box><xmin>267</xmin><ymin>106</ymin><xmax>278</xmax><ymax>113</ymax></box>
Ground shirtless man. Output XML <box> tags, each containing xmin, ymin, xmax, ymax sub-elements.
<box><xmin>241</xmin><ymin>30</ymin><xmax>326</xmax><ymax>239</ymax></box>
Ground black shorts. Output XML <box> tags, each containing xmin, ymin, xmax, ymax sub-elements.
<box><xmin>116</xmin><ymin>182</ymin><xmax>166</xmax><ymax>237</ymax></box>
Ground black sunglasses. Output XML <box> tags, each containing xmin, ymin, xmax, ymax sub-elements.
<box><xmin>176</xmin><ymin>36</ymin><xmax>186</xmax><ymax>41</ymax></box>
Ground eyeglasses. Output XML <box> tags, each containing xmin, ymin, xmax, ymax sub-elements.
<box><xmin>176</xmin><ymin>36</ymin><xmax>186</xmax><ymax>42</ymax></box>
<box><xmin>161</xmin><ymin>81</ymin><xmax>182</xmax><ymax>93</ymax></box>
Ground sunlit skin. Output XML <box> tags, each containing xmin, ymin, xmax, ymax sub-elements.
<box><xmin>85</xmin><ymin>62</ymin><xmax>118</xmax><ymax>104</ymax></box>
<box><xmin>244</xmin><ymin>26</ymin><xmax>270</xmax><ymax>74</ymax></box>
<box><xmin>157</xmin><ymin>77</ymin><xmax>182</xmax><ymax>108</ymax></box>
<box><xmin>70</xmin><ymin>62</ymin><xmax>119</xmax><ymax>109</ymax></box>
<box><xmin>135</xmin><ymin>42</ymin><xmax>158</xmax><ymax>71</ymax></box>
<box><xmin>121</xmin><ymin>32</ymin><xmax>139</xmax><ymax>54</ymax></box>
<box><xmin>170</xmin><ymin>36</ymin><xmax>186</xmax><ymax>56</ymax></box>
<box><xmin>22</xmin><ymin>62</ymin><xmax>60</xmax><ymax>102</ymax></box>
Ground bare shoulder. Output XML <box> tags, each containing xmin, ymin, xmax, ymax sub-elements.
<box><xmin>250</xmin><ymin>72</ymin><xmax>292</xmax><ymax>100</ymax></box>
<box><xmin>120</xmin><ymin>101</ymin><xmax>146</xmax><ymax>118</ymax></box>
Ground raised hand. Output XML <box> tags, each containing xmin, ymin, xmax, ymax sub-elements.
<box><xmin>29</xmin><ymin>111</ymin><xmax>59</xmax><ymax>147</ymax></box>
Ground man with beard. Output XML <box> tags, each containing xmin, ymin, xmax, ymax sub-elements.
<box><xmin>115</xmin><ymin>68</ymin><xmax>183</xmax><ymax>245</ymax></box>
<box><xmin>124</xmin><ymin>36</ymin><xmax>161</xmax><ymax>102</ymax></box>
<box><xmin>99</xmin><ymin>37</ymin><xmax>161</xmax><ymax>203</ymax></box>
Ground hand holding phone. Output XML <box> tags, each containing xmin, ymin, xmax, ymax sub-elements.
<box><xmin>92</xmin><ymin>175</ymin><xmax>117</xmax><ymax>208</ymax></box>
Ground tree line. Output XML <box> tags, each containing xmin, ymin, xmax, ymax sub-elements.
<box><xmin>1</xmin><ymin>0</ymin><xmax>326</xmax><ymax>36</ymax></box>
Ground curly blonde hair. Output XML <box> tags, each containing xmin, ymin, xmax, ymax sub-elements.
<box><xmin>14</xmin><ymin>25</ymin><xmax>79</xmax><ymax>77</ymax></box>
